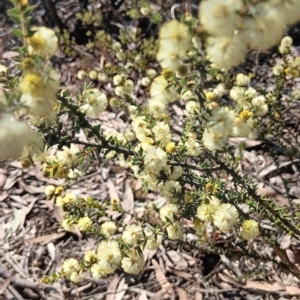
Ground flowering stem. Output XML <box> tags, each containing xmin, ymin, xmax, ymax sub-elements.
<box><xmin>58</xmin><ymin>95</ymin><xmax>134</xmax><ymax>155</ymax></box>
<box><xmin>59</xmin><ymin>95</ymin><xmax>224</xmax><ymax>173</ymax></box>
<box><xmin>204</xmin><ymin>149</ymin><xmax>300</xmax><ymax>238</ymax></box>
<box><xmin>168</xmin><ymin>160</ymin><xmax>220</xmax><ymax>172</ymax></box>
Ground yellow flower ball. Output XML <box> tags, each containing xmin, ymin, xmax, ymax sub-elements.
<box><xmin>240</xmin><ymin>220</ymin><xmax>259</xmax><ymax>241</ymax></box>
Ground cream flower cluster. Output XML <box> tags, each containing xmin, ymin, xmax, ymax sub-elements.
<box><xmin>230</xmin><ymin>73</ymin><xmax>268</xmax><ymax>119</ymax></box>
<box><xmin>129</xmin><ymin>72</ymin><xmax>187</xmax><ymax>197</ymax></box>
<box><xmin>144</xmin><ymin>231</ymin><xmax>162</xmax><ymax>250</ymax></box>
<box><xmin>184</xmin><ymin>132</ymin><xmax>202</xmax><ymax>156</ymax></box>
<box><xmin>197</xmin><ymin>197</ymin><xmax>239</xmax><ymax>232</ymax></box>
<box><xmin>79</xmin><ymin>88</ymin><xmax>108</xmax><ymax>117</ymax></box>
<box><xmin>76</xmin><ymin>221</ymin><xmax>159</xmax><ymax>276</ymax></box>
<box><xmin>274</xmin><ymin>37</ymin><xmax>300</xmax><ymax>78</ymax></box>
<box><xmin>18</xmin><ymin>27</ymin><xmax>60</xmax><ymax>127</ymax></box>
<box><xmin>62</xmin><ymin>258</ymin><xmax>83</xmax><ymax>283</ymax></box>
<box><xmin>200</xmin><ymin>0</ymin><xmax>300</xmax><ymax>70</ymax></box>
<box><xmin>121</xmin><ymin>249</ymin><xmax>145</xmax><ymax>275</ymax></box>
<box><xmin>149</xmin><ymin>75</ymin><xmax>178</xmax><ymax>116</ymax></box>
<box><xmin>156</xmin><ymin>19</ymin><xmax>191</xmax><ymax>72</ymax></box>
<box><xmin>182</xmin><ymin>89</ymin><xmax>200</xmax><ymax>114</ymax></box>
<box><xmin>95</xmin><ymin>240</ymin><xmax>122</xmax><ymax>275</ymax></box>
<box><xmin>201</xmin><ymin>72</ymin><xmax>271</xmax><ymax>151</ymax></box>
<box><xmin>159</xmin><ymin>203</ymin><xmax>183</xmax><ymax>240</ymax></box>
<box><xmin>28</xmin><ymin>27</ymin><xmax>58</xmax><ymax>58</ymax></box>
<box><xmin>240</xmin><ymin>219</ymin><xmax>259</xmax><ymax>241</ymax></box>
<box><xmin>89</xmin><ymin>233</ymin><xmax>146</xmax><ymax>276</ymax></box>
<box><xmin>42</xmin><ymin>144</ymin><xmax>80</xmax><ymax>179</ymax></box>
<box><xmin>0</xmin><ymin>118</ymin><xmax>43</xmax><ymax>160</ymax></box>
<box><xmin>113</xmin><ymin>74</ymin><xmax>134</xmax><ymax>97</ymax></box>
<box><xmin>90</xmin><ymin>240</ymin><xmax>143</xmax><ymax>278</ymax></box>
<box><xmin>101</xmin><ymin>221</ymin><xmax>117</xmax><ymax>237</ymax></box>
<box><xmin>202</xmin><ymin>107</ymin><xmax>235</xmax><ymax>151</ymax></box>
<box><xmin>181</xmin><ymin>77</ymin><xmax>256</xmax><ymax>153</ymax></box>
<box><xmin>90</xmin><ymin>240</ymin><xmax>122</xmax><ymax>278</ymax></box>
<box><xmin>56</xmin><ymin>192</ymin><xmax>78</xmax><ymax>208</ymax></box>
<box><xmin>122</xmin><ymin>223</ymin><xmax>161</xmax><ymax>251</ymax></box>
<box><xmin>60</xmin><ymin>212</ymin><xmax>93</xmax><ymax>234</ymax></box>
<box><xmin>122</xmin><ymin>224</ymin><xmax>143</xmax><ymax>245</ymax></box>
<box><xmin>20</xmin><ymin>68</ymin><xmax>60</xmax><ymax>127</ymax></box>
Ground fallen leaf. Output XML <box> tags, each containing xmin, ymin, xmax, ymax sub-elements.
<box><xmin>143</xmin><ymin>249</ymin><xmax>158</xmax><ymax>261</ymax></box>
<box><xmin>152</xmin><ymin>259</ymin><xmax>174</xmax><ymax>298</ymax></box>
<box><xmin>168</xmin><ymin>268</ymin><xmax>194</xmax><ymax>281</ymax></box>
<box><xmin>218</xmin><ymin>272</ymin><xmax>235</xmax><ymax>285</ymax></box>
<box><xmin>245</xmin><ymin>280</ymin><xmax>284</xmax><ymax>293</ymax></box>
<box><xmin>107</xmin><ymin>180</ymin><xmax>119</xmax><ymax>200</ymax></box>
<box><xmin>258</xmin><ymin>160</ymin><xmax>300</xmax><ymax>178</ymax></box>
<box><xmin>47</xmin><ymin>243</ymin><xmax>56</xmax><ymax>261</ymax></box>
<box><xmin>176</xmin><ymin>287</ymin><xmax>190</xmax><ymax>300</ymax></box>
<box><xmin>0</xmin><ymin>274</ymin><xmax>13</xmax><ymax>295</ymax></box>
<box><xmin>2</xmin><ymin>51</ymin><xmax>20</xmax><ymax>58</ymax></box>
<box><xmin>106</xmin><ymin>274</ymin><xmax>120</xmax><ymax>300</ymax></box>
<box><xmin>138</xmin><ymin>290</ymin><xmax>148</xmax><ymax>300</ymax></box>
<box><xmin>0</xmin><ymin>173</ymin><xmax>7</xmax><ymax>189</ymax></box>
<box><xmin>122</xmin><ymin>180</ymin><xmax>134</xmax><ymax>224</ymax></box>
<box><xmin>167</xmin><ymin>250</ymin><xmax>188</xmax><ymax>269</ymax></box>
<box><xmin>285</xmin><ymin>285</ymin><xmax>300</xmax><ymax>295</ymax></box>
<box><xmin>6</xmin><ymin>207</ymin><xmax>25</xmax><ymax>238</ymax></box>
<box><xmin>0</xmin><ymin>192</ymin><xmax>9</xmax><ymax>202</ymax></box>
<box><xmin>279</xmin><ymin>235</ymin><xmax>291</xmax><ymax>250</ymax></box>
<box><xmin>286</xmin><ymin>249</ymin><xmax>300</xmax><ymax>264</ymax></box>
<box><xmin>149</xmin><ymin>289</ymin><xmax>166</xmax><ymax>300</ymax></box>
<box><xmin>24</xmin><ymin>232</ymin><xmax>66</xmax><ymax>244</ymax></box>
<box><xmin>18</xmin><ymin>179</ymin><xmax>44</xmax><ymax>194</ymax></box>
<box><xmin>194</xmin><ymin>291</ymin><xmax>202</xmax><ymax>300</ymax></box>
<box><xmin>54</xmin><ymin>206</ymin><xmax>64</xmax><ymax>223</ymax></box>
<box><xmin>115</xmin><ymin>277</ymin><xmax>128</xmax><ymax>300</ymax></box>
<box><xmin>2</xmin><ymin>171</ymin><xmax>21</xmax><ymax>190</ymax></box>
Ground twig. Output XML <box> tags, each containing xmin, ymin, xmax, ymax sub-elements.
<box><xmin>42</xmin><ymin>0</ymin><xmax>65</xmax><ymax>31</ymax></box>
<box><xmin>58</xmin><ymin>95</ymin><xmax>134</xmax><ymax>156</ymax></box>
<box><xmin>4</xmin><ymin>254</ymin><xmax>28</xmax><ymax>278</ymax></box>
<box><xmin>7</xmin><ymin>285</ymin><xmax>24</xmax><ymax>300</ymax></box>
<box><xmin>220</xmin><ymin>255</ymin><xmax>243</xmax><ymax>281</ymax></box>
<box><xmin>0</xmin><ymin>266</ymin><xmax>58</xmax><ymax>293</ymax></box>
<box><xmin>70</xmin><ymin>282</ymin><xmax>93</xmax><ymax>296</ymax></box>
<box><xmin>194</xmin><ymin>288</ymin><xmax>239</xmax><ymax>294</ymax></box>
<box><xmin>168</xmin><ymin>160</ymin><xmax>221</xmax><ymax>172</ymax></box>
<box><xmin>0</xmin><ymin>274</ymin><xmax>13</xmax><ymax>295</ymax></box>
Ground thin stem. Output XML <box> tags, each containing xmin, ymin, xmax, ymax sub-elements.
<box><xmin>59</xmin><ymin>95</ymin><xmax>222</xmax><ymax>173</ymax></box>
<box><xmin>58</xmin><ymin>95</ymin><xmax>135</xmax><ymax>156</ymax></box>
<box><xmin>19</xmin><ymin>4</ymin><xmax>28</xmax><ymax>48</ymax></box>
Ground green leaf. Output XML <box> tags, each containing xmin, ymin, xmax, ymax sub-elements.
<box><xmin>8</xmin><ymin>7</ymin><xmax>20</xmax><ymax>16</ymax></box>
<box><xmin>8</xmin><ymin>14</ymin><xmax>21</xmax><ymax>24</ymax></box>
<box><xmin>53</xmin><ymin>166</ymin><xmax>58</xmax><ymax>176</ymax></box>
<box><xmin>164</xmin><ymin>216</ymin><xmax>172</xmax><ymax>223</ymax></box>
<box><xmin>180</xmin><ymin>77</ymin><xmax>186</xmax><ymax>86</ymax></box>
<box><xmin>23</xmin><ymin>5</ymin><xmax>36</xmax><ymax>14</ymax></box>
<box><xmin>12</xmin><ymin>28</ymin><xmax>23</xmax><ymax>38</ymax></box>
<box><xmin>87</xmin><ymin>131</ymin><xmax>94</xmax><ymax>139</ymax></box>
<box><xmin>78</xmin><ymin>157</ymin><xmax>84</xmax><ymax>165</ymax></box>
<box><xmin>93</xmin><ymin>124</ymin><xmax>100</xmax><ymax>132</ymax></box>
